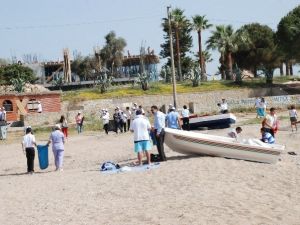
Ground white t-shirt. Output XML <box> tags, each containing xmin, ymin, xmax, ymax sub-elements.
<box><xmin>255</xmin><ymin>98</ymin><xmax>261</xmax><ymax>108</ymax></box>
<box><xmin>181</xmin><ymin>109</ymin><xmax>190</xmax><ymax>118</ymax></box>
<box><xmin>289</xmin><ymin>109</ymin><xmax>297</xmax><ymax>118</ymax></box>
<box><xmin>264</xmin><ymin>114</ymin><xmax>277</xmax><ymax>128</ymax></box>
<box><xmin>130</xmin><ymin>115</ymin><xmax>151</xmax><ymax>141</ymax></box>
<box><xmin>23</xmin><ymin>134</ymin><xmax>36</xmax><ymax>148</ymax></box>
<box><xmin>101</xmin><ymin>112</ymin><xmax>110</xmax><ymax>124</ymax></box>
<box><xmin>124</xmin><ymin>110</ymin><xmax>131</xmax><ymax>120</ymax></box>
<box><xmin>220</xmin><ymin>102</ymin><xmax>228</xmax><ymax>111</ymax></box>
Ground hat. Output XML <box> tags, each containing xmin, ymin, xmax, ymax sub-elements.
<box><xmin>55</xmin><ymin>124</ymin><xmax>61</xmax><ymax>129</ymax></box>
<box><xmin>116</xmin><ymin>106</ymin><xmax>119</xmax><ymax>109</ymax></box>
<box><xmin>78</xmin><ymin>111</ymin><xmax>81</xmax><ymax>114</ymax></box>
<box><xmin>171</xmin><ymin>106</ymin><xmax>175</xmax><ymax>110</ymax></box>
<box><xmin>133</xmin><ymin>103</ymin><xmax>137</xmax><ymax>106</ymax></box>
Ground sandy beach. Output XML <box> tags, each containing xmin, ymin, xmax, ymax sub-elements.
<box><xmin>1</xmin><ymin>112</ymin><xmax>300</xmax><ymax>225</ymax></box>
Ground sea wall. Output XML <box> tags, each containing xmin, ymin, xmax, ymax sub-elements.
<box><xmin>24</xmin><ymin>87</ymin><xmax>300</xmax><ymax>126</ymax></box>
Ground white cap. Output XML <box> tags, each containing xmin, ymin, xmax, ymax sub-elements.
<box><xmin>55</xmin><ymin>124</ymin><xmax>61</xmax><ymax>129</ymax></box>
<box><xmin>78</xmin><ymin>111</ymin><xmax>81</xmax><ymax>114</ymax></box>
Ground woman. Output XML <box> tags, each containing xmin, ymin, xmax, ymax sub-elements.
<box><xmin>75</xmin><ymin>112</ymin><xmax>83</xmax><ymax>134</ymax></box>
<box><xmin>47</xmin><ymin>124</ymin><xmax>65</xmax><ymax>171</ymax></box>
<box><xmin>59</xmin><ymin>115</ymin><xmax>68</xmax><ymax>138</ymax></box>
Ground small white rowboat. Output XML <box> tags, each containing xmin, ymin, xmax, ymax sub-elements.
<box><xmin>164</xmin><ymin>128</ymin><xmax>285</xmax><ymax>164</ymax></box>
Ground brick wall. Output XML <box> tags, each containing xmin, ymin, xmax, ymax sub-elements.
<box><xmin>0</xmin><ymin>91</ymin><xmax>61</xmax><ymax>121</ymax></box>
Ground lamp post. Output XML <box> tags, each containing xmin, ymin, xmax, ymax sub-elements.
<box><xmin>167</xmin><ymin>6</ymin><xmax>178</xmax><ymax>109</ymax></box>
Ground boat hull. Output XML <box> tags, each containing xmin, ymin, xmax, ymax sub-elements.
<box><xmin>164</xmin><ymin>128</ymin><xmax>283</xmax><ymax>164</ymax></box>
<box><xmin>189</xmin><ymin>113</ymin><xmax>236</xmax><ymax>130</ymax></box>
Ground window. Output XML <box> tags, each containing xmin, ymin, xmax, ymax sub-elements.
<box><xmin>27</xmin><ymin>99</ymin><xmax>39</xmax><ymax>112</ymax></box>
<box><xmin>3</xmin><ymin>100</ymin><xmax>13</xmax><ymax>112</ymax></box>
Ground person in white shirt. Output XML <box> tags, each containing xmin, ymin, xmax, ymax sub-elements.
<box><xmin>262</xmin><ymin>107</ymin><xmax>278</xmax><ymax>137</ymax></box>
<box><xmin>101</xmin><ymin>109</ymin><xmax>110</xmax><ymax>134</ymax></box>
<box><xmin>218</xmin><ymin>98</ymin><xmax>228</xmax><ymax>114</ymax></box>
<box><xmin>37</xmin><ymin>101</ymin><xmax>42</xmax><ymax>113</ymax></box>
<box><xmin>124</xmin><ymin>107</ymin><xmax>132</xmax><ymax>132</ymax></box>
<box><xmin>0</xmin><ymin>107</ymin><xmax>7</xmax><ymax>140</ymax></box>
<box><xmin>181</xmin><ymin>105</ymin><xmax>190</xmax><ymax>130</ymax></box>
<box><xmin>289</xmin><ymin>105</ymin><xmax>298</xmax><ymax>132</ymax></box>
<box><xmin>22</xmin><ymin>127</ymin><xmax>37</xmax><ymax>173</ymax></box>
<box><xmin>228</xmin><ymin>127</ymin><xmax>242</xmax><ymax>139</ymax></box>
<box><xmin>130</xmin><ymin>110</ymin><xmax>152</xmax><ymax>165</ymax></box>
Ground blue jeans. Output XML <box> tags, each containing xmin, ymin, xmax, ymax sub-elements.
<box><xmin>77</xmin><ymin>124</ymin><xmax>83</xmax><ymax>134</ymax></box>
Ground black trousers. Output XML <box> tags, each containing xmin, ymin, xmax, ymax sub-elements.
<box><xmin>103</xmin><ymin>124</ymin><xmax>109</xmax><ymax>134</ymax></box>
<box><xmin>263</xmin><ymin>127</ymin><xmax>275</xmax><ymax>137</ymax></box>
<box><xmin>123</xmin><ymin>121</ymin><xmax>127</xmax><ymax>132</ymax></box>
<box><xmin>182</xmin><ymin>117</ymin><xmax>190</xmax><ymax>131</ymax></box>
<box><xmin>25</xmin><ymin>147</ymin><xmax>35</xmax><ymax>172</ymax></box>
<box><xmin>127</xmin><ymin>119</ymin><xmax>131</xmax><ymax>131</ymax></box>
<box><xmin>154</xmin><ymin>129</ymin><xmax>167</xmax><ymax>161</ymax></box>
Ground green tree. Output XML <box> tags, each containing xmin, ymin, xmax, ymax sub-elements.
<box><xmin>277</xmin><ymin>5</ymin><xmax>300</xmax><ymax>75</ymax></box>
<box><xmin>71</xmin><ymin>56</ymin><xmax>97</xmax><ymax>81</ymax></box>
<box><xmin>0</xmin><ymin>64</ymin><xmax>37</xmax><ymax>85</ymax></box>
<box><xmin>234</xmin><ymin>23</ymin><xmax>278</xmax><ymax>77</ymax></box>
<box><xmin>100</xmin><ymin>31</ymin><xmax>126</xmax><ymax>77</ymax></box>
<box><xmin>207</xmin><ymin>25</ymin><xmax>248</xmax><ymax>80</ymax></box>
<box><xmin>160</xmin><ymin>8</ymin><xmax>193</xmax><ymax>81</ymax></box>
<box><xmin>192</xmin><ymin>15</ymin><xmax>212</xmax><ymax>81</ymax></box>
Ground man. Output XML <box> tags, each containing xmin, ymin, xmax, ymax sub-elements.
<box><xmin>219</xmin><ymin>98</ymin><xmax>228</xmax><ymax>114</ymax></box>
<box><xmin>166</xmin><ymin>107</ymin><xmax>181</xmax><ymax>129</ymax></box>
<box><xmin>262</xmin><ymin>107</ymin><xmax>278</xmax><ymax>137</ymax></box>
<box><xmin>151</xmin><ymin>105</ymin><xmax>167</xmax><ymax>161</ymax></box>
<box><xmin>100</xmin><ymin>109</ymin><xmax>110</xmax><ymax>135</ymax></box>
<box><xmin>181</xmin><ymin>105</ymin><xmax>190</xmax><ymax>131</ymax></box>
<box><xmin>130</xmin><ymin>110</ymin><xmax>151</xmax><ymax>165</ymax></box>
<box><xmin>113</xmin><ymin>107</ymin><xmax>123</xmax><ymax>133</ymax></box>
<box><xmin>124</xmin><ymin>107</ymin><xmax>132</xmax><ymax>131</ymax></box>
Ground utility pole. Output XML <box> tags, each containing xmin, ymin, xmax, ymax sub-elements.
<box><xmin>167</xmin><ymin>6</ymin><xmax>178</xmax><ymax>109</ymax></box>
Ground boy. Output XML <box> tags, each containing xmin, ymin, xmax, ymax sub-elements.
<box><xmin>22</xmin><ymin>127</ymin><xmax>37</xmax><ymax>174</ymax></box>
<box><xmin>261</xmin><ymin>128</ymin><xmax>275</xmax><ymax>144</ymax></box>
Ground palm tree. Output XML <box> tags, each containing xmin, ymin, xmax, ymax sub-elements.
<box><xmin>192</xmin><ymin>15</ymin><xmax>212</xmax><ymax>81</ymax></box>
<box><xmin>171</xmin><ymin>8</ymin><xmax>190</xmax><ymax>81</ymax></box>
<box><xmin>207</xmin><ymin>25</ymin><xmax>240</xmax><ymax>80</ymax></box>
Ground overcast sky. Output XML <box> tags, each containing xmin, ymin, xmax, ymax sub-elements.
<box><xmin>0</xmin><ymin>0</ymin><xmax>299</xmax><ymax>74</ymax></box>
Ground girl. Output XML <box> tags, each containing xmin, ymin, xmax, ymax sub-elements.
<box><xmin>59</xmin><ymin>115</ymin><xmax>68</xmax><ymax>138</ymax></box>
<box><xmin>289</xmin><ymin>105</ymin><xmax>298</xmax><ymax>132</ymax></box>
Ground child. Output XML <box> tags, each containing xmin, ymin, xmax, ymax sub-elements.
<box><xmin>228</xmin><ymin>127</ymin><xmax>242</xmax><ymax>139</ymax></box>
<box><xmin>22</xmin><ymin>127</ymin><xmax>37</xmax><ymax>174</ymax></box>
<box><xmin>289</xmin><ymin>105</ymin><xmax>298</xmax><ymax>132</ymax></box>
<box><xmin>260</xmin><ymin>128</ymin><xmax>275</xmax><ymax>144</ymax></box>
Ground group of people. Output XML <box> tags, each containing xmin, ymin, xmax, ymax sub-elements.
<box><xmin>22</xmin><ymin>123</ymin><xmax>65</xmax><ymax>174</ymax></box>
<box><xmin>20</xmin><ymin>98</ymin><xmax>299</xmax><ymax>173</ymax></box>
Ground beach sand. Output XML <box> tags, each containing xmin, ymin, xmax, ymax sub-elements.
<box><xmin>0</xmin><ymin>112</ymin><xmax>300</xmax><ymax>225</ymax></box>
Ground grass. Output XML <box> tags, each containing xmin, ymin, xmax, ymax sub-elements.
<box><xmin>62</xmin><ymin>80</ymin><xmax>241</xmax><ymax>102</ymax></box>
<box><xmin>61</xmin><ymin>76</ymin><xmax>300</xmax><ymax>102</ymax></box>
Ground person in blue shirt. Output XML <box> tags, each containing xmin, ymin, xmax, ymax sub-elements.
<box><xmin>260</xmin><ymin>128</ymin><xmax>275</xmax><ymax>144</ymax></box>
<box><xmin>151</xmin><ymin>105</ymin><xmax>167</xmax><ymax>161</ymax></box>
<box><xmin>166</xmin><ymin>107</ymin><xmax>181</xmax><ymax>129</ymax></box>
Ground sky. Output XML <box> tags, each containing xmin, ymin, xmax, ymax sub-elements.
<box><xmin>0</xmin><ymin>0</ymin><xmax>299</xmax><ymax>75</ymax></box>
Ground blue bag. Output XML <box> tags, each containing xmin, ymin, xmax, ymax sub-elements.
<box><xmin>37</xmin><ymin>145</ymin><xmax>49</xmax><ymax>170</ymax></box>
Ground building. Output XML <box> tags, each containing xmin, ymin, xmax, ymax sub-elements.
<box><xmin>0</xmin><ymin>91</ymin><xmax>61</xmax><ymax>121</ymax></box>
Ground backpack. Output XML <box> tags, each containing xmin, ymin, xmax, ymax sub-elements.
<box><xmin>100</xmin><ymin>161</ymin><xmax>120</xmax><ymax>171</ymax></box>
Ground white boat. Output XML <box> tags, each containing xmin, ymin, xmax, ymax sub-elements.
<box><xmin>164</xmin><ymin>128</ymin><xmax>284</xmax><ymax>164</ymax></box>
<box><xmin>188</xmin><ymin>113</ymin><xmax>236</xmax><ymax>130</ymax></box>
